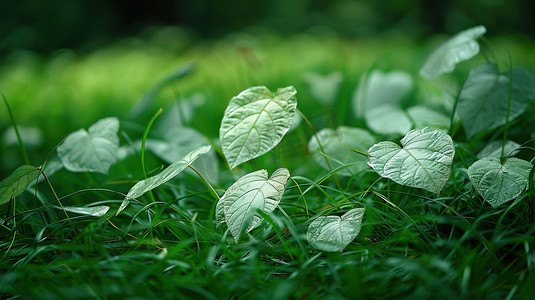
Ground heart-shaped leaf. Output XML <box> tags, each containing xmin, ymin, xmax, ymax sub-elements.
<box><xmin>457</xmin><ymin>63</ymin><xmax>535</xmax><ymax>138</ymax></box>
<box><xmin>366</xmin><ymin>104</ymin><xmax>412</xmax><ymax>136</ymax></box>
<box><xmin>216</xmin><ymin>168</ymin><xmax>290</xmax><ymax>242</ymax></box>
<box><xmin>368</xmin><ymin>127</ymin><xmax>455</xmax><ymax>194</ymax></box>
<box><xmin>353</xmin><ymin>70</ymin><xmax>413</xmax><ymax>118</ymax></box>
<box><xmin>468</xmin><ymin>157</ymin><xmax>532</xmax><ymax>208</ymax></box>
<box><xmin>302</xmin><ymin>72</ymin><xmax>342</xmax><ymax>105</ymax></box>
<box><xmin>0</xmin><ymin>165</ymin><xmax>40</xmax><ymax>205</ymax></box>
<box><xmin>219</xmin><ymin>86</ymin><xmax>297</xmax><ymax>169</ymax></box>
<box><xmin>308</xmin><ymin>126</ymin><xmax>375</xmax><ymax>176</ymax></box>
<box><xmin>406</xmin><ymin>105</ymin><xmax>450</xmax><ymax>130</ymax></box>
<box><xmin>420</xmin><ymin>25</ymin><xmax>486</xmax><ymax>79</ymax></box>
<box><xmin>118</xmin><ymin>145</ymin><xmax>211</xmax><ymax>215</ymax></box>
<box><xmin>306</xmin><ymin>208</ymin><xmax>365</xmax><ymax>252</ymax></box>
<box><xmin>57</xmin><ymin>117</ymin><xmax>119</xmax><ymax>174</ymax></box>
<box><xmin>477</xmin><ymin>140</ymin><xmax>521</xmax><ymax>159</ymax></box>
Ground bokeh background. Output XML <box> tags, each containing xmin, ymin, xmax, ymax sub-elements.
<box><xmin>1</xmin><ymin>0</ymin><xmax>534</xmax><ymax>176</ymax></box>
<box><xmin>1</xmin><ymin>0</ymin><xmax>534</xmax><ymax>55</ymax></box>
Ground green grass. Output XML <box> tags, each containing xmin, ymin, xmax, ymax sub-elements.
<box><xmin>1</xmin><ymin>28</ymin><xmax>535</xmax><ymax>299</ymax></box>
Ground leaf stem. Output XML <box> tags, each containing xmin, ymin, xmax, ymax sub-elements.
<box><xmin>1</xmin><ymin>90</ymin><xmax>30</xmax><ymax>165</ymax></box>
<box><xmin>350</xmin><ymin>148</ymin><xmax>369</xmax><ymax>157</ymax></box>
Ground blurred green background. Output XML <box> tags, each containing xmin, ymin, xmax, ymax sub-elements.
<box><xmin>1</xmin><ymin>0</ymin><xmax>534</xmax><ymax>176</ymax></box>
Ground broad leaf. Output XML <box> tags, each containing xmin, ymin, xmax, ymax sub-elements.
<box><xmin>308</xmin><ymin>126</ymin><xmax>375</xmax><ymax>176</ymax></box>
<box><xmin>477</xmin><ymin>140</ymin><xmax>521</xmax><ymax>159</ymax></box>
<box><xmin>216</xmin><ymin>168</ymin><xmax>290</xmax><ymax>242</ymax></box>
<box><xmin>219</xmin><ymin>86</ymin><xmax>297</xmax><ymax>169</ymax></box>
<box><xmin>146</xmin><ymin>126</ymin><xmax>219</xmax><ymax>183</ymax></box>
<box><xmin>353</xmin><ymin>70</ymin><xmax>413</xmax><ymax>118</ymax></box>
<box><xmin>62</xmin><ymin>206</ymin><xmax>110</xmax><ymax>217</ymax></box>
<box><xmin>303</xmin><ymin>72</ymin><xmax>342</xmax><ymax>105</ymax></box>
<box><xmin>57</xmin><ymin>117</ymin><xmax>119</xmax><ymax>174</ymax></box>
<box><xmin>457</xmin><ymin>63</ymin><xmax>535</xmax><ymax>138</ymax></box>
<box><xmin>366</xmin><ymin>104</ymin><xmax>412</xmax><ymax>136</ymax></box>
<box><xmin>307</xmin><ymin>208</ymin><xmax>365</xmax><ymax>252</ymax></box>
<box><xmin>118</xmin><ymin>145</ymin><xmax>211</xmax><ymax>214</ymax></box>
<box><xmin>468</xmin><ymin>157</ymin><xmax>532</xmax><ymax>208</ymax></box>
<box><xmin>0</xmin><ymin>165</ymin><xmax>40</xmax><ymax>205</ymax></box>
<box><xmin>407</xmin><ymin>105</ymin><xmax>450</xmax><ymax>130</ymax></box>
<box><xmin>420</xmin><ymin>25</ymin><xmax>486</xmax><ymax>79</ymax></box>
<box><xmin>368</xmin><ymin>127</ymin><xmax>455</xmax><ymax>194</ymax></box>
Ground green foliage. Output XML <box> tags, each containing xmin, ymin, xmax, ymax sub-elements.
<box><xmin>367</xmin><ymin>127</ymin><xmax>455</xmax><ymax>194</ymax></box>
<box><xmin>219</xmin><ymin>86</ymin><xmax>297</xmax><ymax>169</ymax></box>
<box><xmin>457</xmin><ymin>63</ymin><xmax>535</xmax><ymax>138</ymax></box>
<box><xmin>468</xmin><ymin>157</ymin><xmax>532</xmax><ymax>208</ymax></box>
<box><xmin>419</xmin><ymin>25</ymin><xmax>486</xmax><ymax>79</ymax></box>
<box><xmin>306</xmin><ymin>208</ymin><xmax>365</xmax><ymax>252</ymax></box>
<box><xmin>216</xmin><ymin>168</ymin><xmax>290</xmax><ymax>242</ymax></box>
<box><xmin>119</xmin><ymin>145</ymin><xmax>211</xmax><ymax>214</ymax></box>
<box><xmin>2</xmin><ymin>26</ymin><xmax>535</xmax><ymax>299</ymax></box>
<box><xmin>57</xmin><ymin>117</ymin><xmax>119</xmax><ymax>174</ymax></box>
<box><xmin>0</xmin><ymin>165</ymin><xmax>39</xmax><ymax>205</ymax></box>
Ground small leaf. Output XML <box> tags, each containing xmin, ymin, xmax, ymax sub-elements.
<box><xmin>216</xmin><ymin>168</ymin><xmax>290</xmax><ymax>242</ymax></box>
<box><xmin>406</xmin><ymin>105</ymin><xmax>450</xmax><ymax>130</ymax></box>
<box><xmin>219</xmin><ymin>86</ymin><xmax>297</xmax><ymax>169</ymax></box>
<box><xmin>353</xmin><ymin>70</ymin><xmax>413</xmax><ymax>118</ymax></box>
<box><xmin>477</xmin><ymin>140</ymin><xmax>521</xmax><ymax>159</ymax></box>
<box><xmin>366</xmin><ymin>104</ymin><xmax>412</xmax><ymax>136</ymax></box>
<box><xmin>308</xmin><ymin>126</ymin><xmax>375</xmax><ymax>176</ymax></box>
<box><xmin>302</xmin><ymin>72</ymin><xmax>342</xmax><ymax>105</ymax></box>
<box><xmin>457</xmin><ymin>63</ymin><xmax>535</xmax><ymax>138</ymax></box>
<box><xmin>61</xmin><ymin>206</ymin><xmax>110</xmax><ymax>217</ymax></box>
<box><xmin>118</xmin><ymin>145</ymin><xmax>211</xmax><ymax>214</ymax></box>
<box><xmin>468</xmin><ymin>157</ymin><xmax>532</xmax><ymax>208</ymax></box>
<box><xmin>306</xmin><ymin>208</ymin><xmax>365</xmax><ymax>252</ymax></box>
<box><xmin>420</xmin><ymin>25</ymin><xmax>486</xmax><ymax>79</ymax></box>
<box><xmin>57</xmin><ymin>117</ymin><xmax>119</xmax><ymax>174</ymax></box>
<box><xmin>0</xmin><ymin>165</ymin><xmax>40</xmax><ymax>205</ymax></box>
<box><xmin>368</xmin><ymin>127</ymin><xmax>455</xmax><ymax>194</ymax></box>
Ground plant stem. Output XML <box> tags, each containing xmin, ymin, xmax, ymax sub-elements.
<box><xmin>141</xmin><ymin>108</ymin><xmax>163</xmax><ymax>178</ymax></box>
<box><xmin>501</xmin><ymin>53</ymin><xmax>513</xmax><ymax>162</ymax></box>
<box><xmin>350</xmin><ymin>148</ymin><xmax>369</xmax><ymax>157</ymax></box>
<box><xmin>296</xmin><ymin>108</ymin><xmax>342</xmax><ymax>190</ymax></box>
<box><xmin>1</xmin><ymin>90</ymin><xmax>30</xmax><ymax>165</ymax></box>
<box><xmin>188</xmin><ymin>165</ymin><xmax>220</xmax><ymax>201</ymax></box>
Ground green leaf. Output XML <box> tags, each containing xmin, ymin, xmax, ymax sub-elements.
<box><xmin>420</xmin><ymin>25</ymin><xmax>486</xmax><ymax>79</ymax></box>
<box><xmin>407</xmin><ymin>105</ymin><xmax>450</xmax><ymax>130</ymax></box>
<box><xmin>302</xmin><ymin>72</ymin><xmax>342</xmax><ymax>105</ymax></box>
<box><xmin>0</xmin><ymin>165</ymin><xmax>40</xmax><ymax>205</ymax></box>
<box><xmin>477</xmin><ymin>140</ymin><xmax>521</xmax><ymax>159</ymax></box>
<box><xmin>366</xmin><ymin>104</ymin><xmax>412</xmax><ymax>136</ymax></box>
<box><xmin>308</xmin><ymin>126</ymin><xmax>375</xmax><ymax>176</ymax></box>
<box><xmin>118</xmin><ymin>145</ymin><xmax>211</xmax><ymax>215</ymax></box>
<box><xmin>219</xmin><ymin>86</ymin><xmax>297</xmax><ymax>169</ymax></box>
<box><xmin>353</xmin><ymin>70</ymin><xmax>413</xmax><ymax>118</ymax></box>
<box><xmin>61</xmin><ymin>206</ymin><xmax>110</xmax><ymax>217</ymax></box>
<box><xmin>146</xmin><ymin>126</ymin><xmax>219</xmax><ymax>184</ymax></box>
<box><xmin>57</xmin><ymin>117</ymin><xmax>119</xmax><ymax>174</ymax></box>
<box><xmin>216</xmin><ymin>168</ymin><xmax>290</xmax><ymax>242</ymax></box>
<box><xmin>368</xmin><ymin>127</ymin><xmax>455</xmax><ymax>194</ymax></box>
<box><xmin>457</xmin><ymin>63</ymin><xmax>535</xmax><ymax>138</ymax></box>
<box><xmin>468</xmin><ymin>157</ymin><xmax>532</xmax><ymax>208</ymax></box>
<box><xmin>306</xmin><ymin>208</ymin><xmax>365</xmax><ymax>252</ymax></box>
